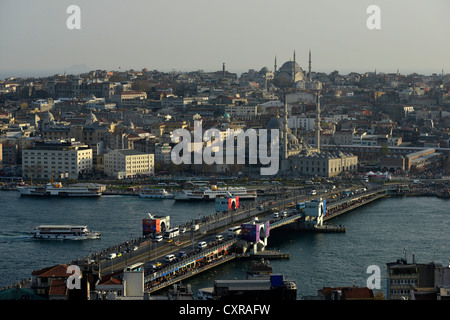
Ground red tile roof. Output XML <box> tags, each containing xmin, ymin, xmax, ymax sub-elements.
<box><xmin>49</xmin><ymin>279</ymin><xmax>68</xmax><ymax>296</ymax></box>
<box><xmin>32</xmin><ymin>264</ymin><xmax>70</xmax><ymax>278</ymax></box>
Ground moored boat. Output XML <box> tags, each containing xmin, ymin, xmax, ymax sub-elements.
<box><xmin>139</xmin><ymin>188</ymin><xmax>174</xmax><ymax>199</ymax></box>
<box><xmin>174</xmin><ymin>185</ymin><xmax>256</xmax><ymax>201</ymax></box>
<box><xmin>18</xmin><ymin>182</ymin><xmax>102</xmax><ymax>197</ymax></box>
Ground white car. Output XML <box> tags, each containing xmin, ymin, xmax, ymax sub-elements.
<box><xmin>197</xmin><ymin>241</ymin><xmax>207</xmax><ymax>250</ymax></box>
<box><xmin>154</xmin><ymin>235</ymin><xmax>163</xmax><ymax>242</ymax></box>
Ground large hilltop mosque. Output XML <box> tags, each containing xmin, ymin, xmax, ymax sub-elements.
<box><xmin>261</xmin><ymin>51</ymin><xmax>358</xmax><ymax>177</ymax></box>
<box><xmin>272</xmin><ymin>51</ymin><xmax>308</xmax><ymax>89</ymax></box>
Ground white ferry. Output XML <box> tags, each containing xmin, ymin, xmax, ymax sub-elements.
<box><xmin>139</xmin><ymin>188</ymin><xmax>174</xmax><ymax>199</ymax></box>
<box><xmin>18</xmin><ymin>182</ymin><xmax>102</xmax><ymax>197</ymax></box>
<box><xmin>31</xmin><ymin>225</ymin><xmax>101</xmax><ymax>240</ymax></box>
<box><xmin>174</xmin><ymin>185</ymin><xmax>257</xmax><ymax>201</ymax></box>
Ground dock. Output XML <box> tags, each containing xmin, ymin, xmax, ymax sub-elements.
<box><xmin>241</xmin><ymin>250</ymin><xmax>290</xmax><ymax>260</ymax></box>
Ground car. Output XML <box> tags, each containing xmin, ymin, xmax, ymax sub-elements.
<box><xmin>273</xmin><ymin>212</ymin><xmax>280</xmax><ymax>218</ymax></box>
<box><xmin>197</xmin><ymin>241</ymin><xmax>207</xmax><ymax>250</ymax></box>
<box><xmin>154</xmin><ymin>235</ymin><xmax>163</xmax><ymax>242</ymax></box>
<box><xmin>310</xmin><ymin>190</ymin><xmax>317</xmax><ymax>195</ymax></box>
<box><xmin>282</xmin><ymin>211</ymin><xmax>288</xmax><ymax>217</ymax></box>
<box><xmin>132</xmin><ymin>246</ymin><xmax>138</xmax><ymax>251</ymax></box>
<box><xmin>180</xmin><ymin>227</ymin><xmax>187</xmax><ymax>234</ymax></box>
<box><xmin>179</xmin><ymin>251</ymin><xmax>187</xmax><ymax>258</ymax></box>
<box><xmin>215</xmin><ymin>235</ymin><xmax>223</xmax><ymax>242</ymax></box>
<box><xmin>107</xmin><ymin>253</ymin><xmax>117</xmax><ymax>260</ymax></box>
<box><xmin>150</xmin><ymin>262</ymin><xmax>162</xmax><ymax>270</ymax></box>
<box><xmin>165</xmin><ymin>254</ymin><xmax>176</xmax><ymax>262</ymax></box>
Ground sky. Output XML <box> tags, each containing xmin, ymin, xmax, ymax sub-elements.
<box><xmin>1</xmin><ymin>0</ymin><xmax>449</xmax><ymax>78</ymax></box>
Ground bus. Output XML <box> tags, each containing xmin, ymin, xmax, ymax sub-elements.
<box><xmin>163</xmin><ymin>227</ymin><xmax>180</xmax><ymax>239</ymax></box>
<box><xmin>296</xmin><ymin>201</ymin><xmax>306</xmax><ymax>210</ymax></box>
<box><xmin>126</xmin><ymin>262</ymin><xmax>144</xmax><ymax>272</ymax></box>
<box><xmin>342</xmin><ymin>189</ymin><xmax>353</xmax><ymax>197</ymax></box>
<box><xmin>227</xmin><ymin>226</ymin><xmax>241</xmax><ymax>237</ymax></box>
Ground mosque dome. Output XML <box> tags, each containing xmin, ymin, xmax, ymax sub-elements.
<box><xmin>259</xmin><ymin>67</ymin><xmax>271</xmax><ymax>74</ymax></box>
<box><xmin>274</xmin><ymin>60</ymin><xmax>305</xmax><ymax>88</ymax></box>
<box><xmin>85</xmin><ymin>111</ymin><xmax>98</xmax><ymax>125</ymax></box>
<box><xmin>279</xmin><ymin>61</ymin><xmax>304</xmax><ymax>75</ymax></box>
<box><xmin>287</xmin><ymin>133</ymin><xmax>298</xmax><ymax>144</ymax></box>
<box><xmin>43</xmin><ymin>111</ymin><xmax>54</xmax><ymax>123</ymax></box>
<box><xmin>266</xmin><ymin>117</ymin><xmax>284</xmax><ymax>130</ymax></box>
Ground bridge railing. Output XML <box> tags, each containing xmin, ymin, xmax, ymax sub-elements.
<box><xmin>144</xmin><ymin>238</ymin><xmax>236</xmax><ymax>283</ymax></box>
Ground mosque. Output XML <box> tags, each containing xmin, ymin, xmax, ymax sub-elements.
<box><xmin>272</xmin><ymin>51</ymin><xmax>308</xmax><ymax>89</ymax></box>
<box><xmin>262</xmin><ymin>51</ymin><xmax>358</xmax><ymax>177</ymax></box>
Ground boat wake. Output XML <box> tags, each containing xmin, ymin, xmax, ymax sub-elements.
<box><xmin>0</xmin><ymin>233</ymin><xmax>32</xmax><ymax>242</ymax></box>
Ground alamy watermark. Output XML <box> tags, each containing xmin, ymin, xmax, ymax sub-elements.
<box><xmin>366</xmin><ymin>5</ymin><xmax>381</xmax><ymax>30</ymax></box>
<box><xmin>66</xmin><ymin>5</ymin><xmax>81</xmax><ymax>30</ymax></box>
<box><xmin>66</xmin><ymin>5</ymin><xmax>381</xmax><ymax>31</ymax></box>
<box><xmin>366</xmin><ymin>265</ymin><xmax>381</xmax><ymax>289</ymax></box>
<box><xmin>171</xmin><ymin>121</ymin><xmax>280</xmax><ymax>175</ymax></box>
<box><xmin>66</xmin><ymin>265</ymin><xmax>81</xmax><ymax>289</ymax></box>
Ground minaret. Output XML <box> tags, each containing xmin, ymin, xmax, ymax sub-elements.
<box><xmin>292</xmin><ymin>51</ymin><xmax>296</xmax><ymax>84</ymax></box>
<box><xmin>283</xmin><ymin>92</ymin><xmax>289</xmax><ymax>160</ymax></box>
<box><xmin>315</xmin><ymin>92</ymin><xmax>322</xmax><ymax>152</ymax></box>
<box><xmin>308</xmin><ymin>50</ymin><xmax>312</xmax><ymax>82</ymax></box>
<box><xmin>222</xmin><ymin>63</ymin><xmax>225</xmax><ymax>77</ymax></box>
<box><xmin>274</xmin><ymin>56</ymin><xmax>277</xmax><ymax>73</ymax></box>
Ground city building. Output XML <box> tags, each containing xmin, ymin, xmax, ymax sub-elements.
<box><xmin>111</xmin><ymin>91</ymin><xmax>147</xmax><ymax>108</ymax></box>
<box><xmin>154</xmin><ymin>142</ymin><xmax>172</xmax><ymax>164</ymax></box>
<box><xmin>47</xmin><ymin>77</ymin><xmax>115</xmax><ymax>99</ymax></box>
<box><xmin>103</xmin><ymin>149</ymin><xmax>154</xmax><ymax>179</ymax></box>
<box><xmin>386</xmin><ymin>256</ymin><xmax>450</xmax><ymax>300</ymax></box>
<box><xmin>22</xmin><ymin>139</ymin><xmax>93</xmax><ymax>180</ymax></box>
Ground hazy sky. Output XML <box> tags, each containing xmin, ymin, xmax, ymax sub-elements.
<box><xmin>1</xmin><ymin>0</ymin><xmax>449</xmax><ymax>78</ymax></box>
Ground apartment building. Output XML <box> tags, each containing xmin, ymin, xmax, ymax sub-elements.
<box><xmin>103</xmin><ymin>149</ymin><xmax>154</xmax><ymax>179</ymax></box>
<box><xmin>22</xmin><ymin>139</ymin><xmax>93</xmax><ymax>180</ymax></box>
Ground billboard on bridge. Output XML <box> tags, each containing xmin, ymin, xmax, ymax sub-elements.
<box><xmin>143</xmin><ymin>218</ymin><xmax>160</xmax><ymax>235</ymax></box>
<box><xmin>240</xmin><ymin>221</ymin><xmax>269</xmax><ymax>243</ymax></box>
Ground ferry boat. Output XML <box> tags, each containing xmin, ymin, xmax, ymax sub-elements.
<box><xmin>18</xmin><ymin>182</ymin><xmax>102</xmax><ymax>197</ymax></box>
<box><xmin>174</xmin><ymin>185</ymin><xmax>256</xmax><ymax>201</ymax></box>
<box><xmin>139</xmin><ymin>188</ymin><xmax>174</xmax><ymax>199</ymax></box>
<box><xmin>31</xmin><ymin>225</ymin><xmax>101</xmax><ymax>240</ymax></box>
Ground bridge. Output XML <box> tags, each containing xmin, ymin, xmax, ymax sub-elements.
<box><xmin>75</xmin><ymin>186</ymin><xmax>390</xmax><ymax>295</ymax></box>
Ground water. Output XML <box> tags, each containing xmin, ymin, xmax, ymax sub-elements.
<box><xmin>0</xmin><ymin>191</ymin><xmax>449</xmax><ymax>299</ymax></box>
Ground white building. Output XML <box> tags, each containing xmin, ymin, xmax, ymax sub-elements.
<box><xmin>103</xmin><ymin>149</ymin><xmax>154</xmax><ymax>179</ymax></box>
<box><xmin>224</xmin><ymin>105</ymin><xmax>257</xmax><ymax>118</ymax></box>
<box><xmin>154</xmin><ymin>143</ymin><xmax>172</xmax><ymax>164</ymax></box>
<box><xmin>288</xmin><ymin>115</ymin><xmax>315</xmax><ymax>131</ymax></box>
<box><xmin>22</xmin><ymin>139</ymin><xmax>93</xmax><ymax>180</ymax></box>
